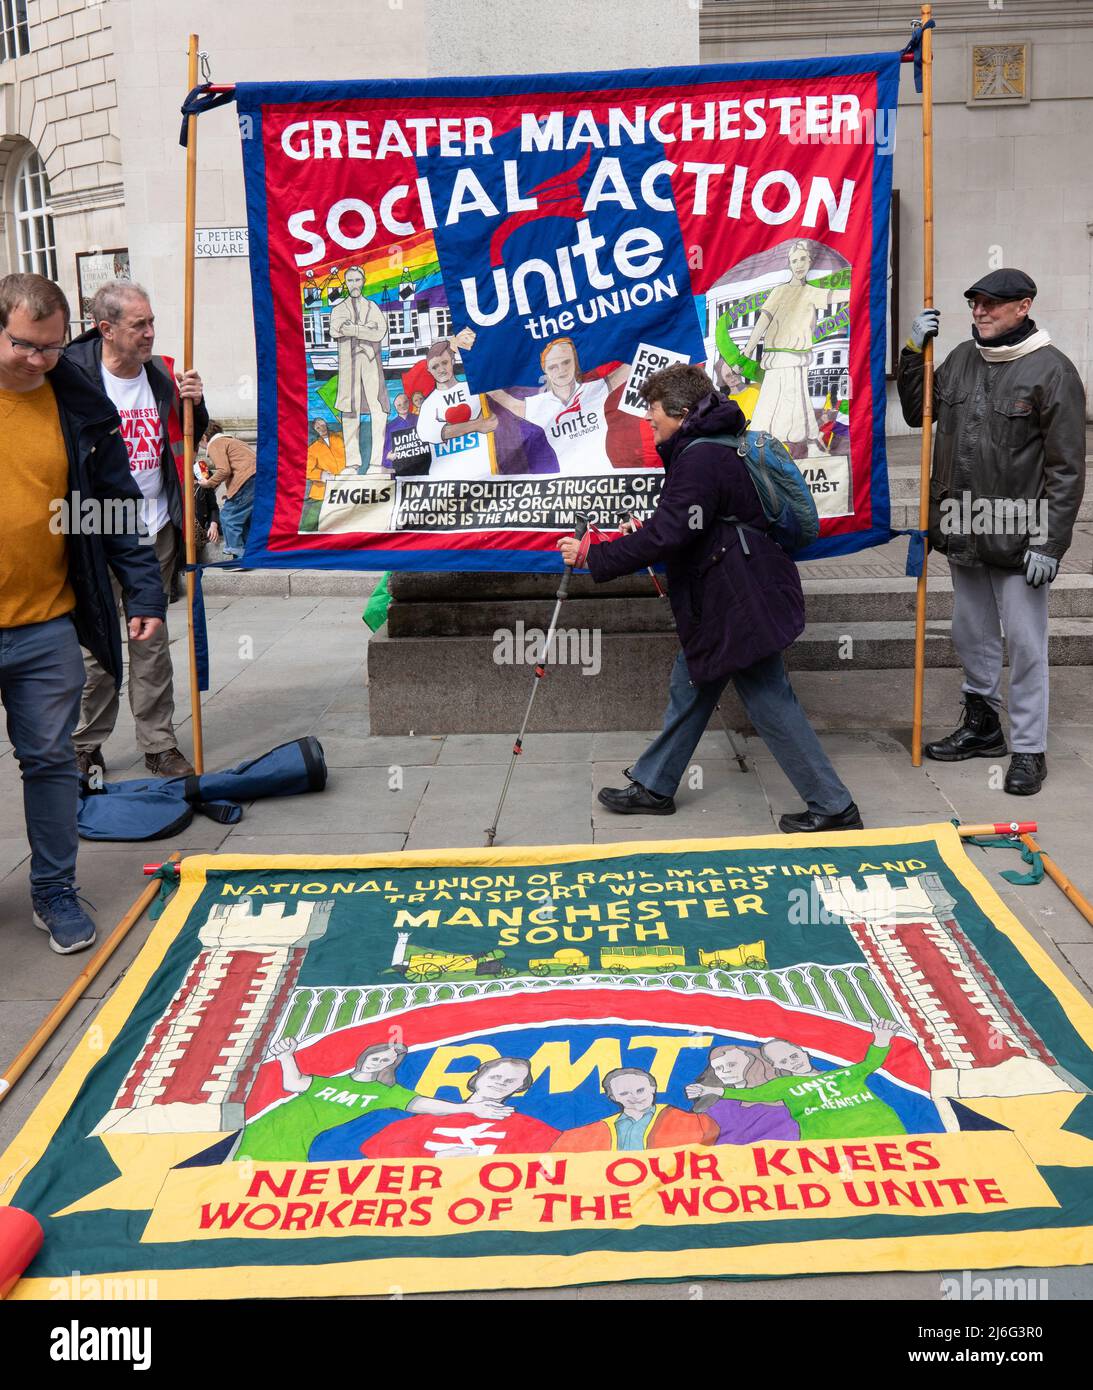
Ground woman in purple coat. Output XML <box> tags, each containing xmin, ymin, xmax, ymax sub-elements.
<box><xmin>687</xmin><ymin>1044</ymin><xmax>799</xmax><ymax>1145</ymax></box>
<box><xmin>558</xmin><ymin>363</ymin><xmax>859</xmax><ymax>834</ymax></box>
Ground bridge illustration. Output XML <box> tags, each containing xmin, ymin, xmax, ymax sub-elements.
<box><xmin>272</xmin><ymin>959</ymin><xmax>902</xmax><ymax>1046</ymax></box>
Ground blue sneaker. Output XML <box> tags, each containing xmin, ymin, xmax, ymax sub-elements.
<box><xmin>32</xmin><ymin>887</ymin><xmax>97</xmax><ymax>955</ymax></box>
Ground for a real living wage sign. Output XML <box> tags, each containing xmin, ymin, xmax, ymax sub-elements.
<box><xmin>237</xmin><ymin>53</ymin><xmax>901</xmax><ymax>572</ymax></box>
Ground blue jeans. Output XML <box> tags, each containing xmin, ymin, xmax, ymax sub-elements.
<box><xmin>633</xmin><ymin>650</ymin><xmax>853</xmax><ymax>815</ymax></box>
<box><xmin>220</xmin><ymin>477</ymin><xmax>255</xmax><ymax>555</ymax></box>
<box><xmin>0</xmin><ymin>615</ymin><xmax>85</xmax><ymax>891</ymax></box>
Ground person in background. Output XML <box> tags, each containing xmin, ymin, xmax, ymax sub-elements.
<box><xmin>66</xmin><ymin>279</ymin><xmax>205</xmax><ymax>780</ymax></box>
<box><xmin>0</xmin><ymin>272</ymin><xmax>164</xmax><ymax>953</ymax></box>
<box><xmin>898</xmin><ymin>270</ymin><xmax>1085</xmax><ymax>795</ymax></box>
<box><xmin>199</xmin><ymin>420</ymin><xmax>256</xmax><ymax>560</ymax></box>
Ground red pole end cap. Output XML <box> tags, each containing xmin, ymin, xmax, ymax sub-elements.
<box><xmin>0</xmin><ymin>1206</ymin><xmax>44</xmax><ymax>1298</ymax></box>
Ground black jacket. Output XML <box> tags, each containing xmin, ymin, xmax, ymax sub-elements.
<box><xmin>47</xmin><ymin>357</ymin><xmax>167</xmax><ymax>682</ymax></box>
<box><xmin>897</xmin><ymin>338</ymin><xmax>1086</xmax><ymax>568</ymax></box>
<box><xmin>587</xmin><ymin>392</ymin><xmax>806</xmax><ymax>682</ymax></box>
<box><xmin>65</xmin><ymin>328</ymin><xmax>210</xmax><ymax>534</ymax></box>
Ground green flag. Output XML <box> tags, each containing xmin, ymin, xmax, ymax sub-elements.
<box><xmin>363</xmin><ymin>572</ymin><xmax>392</xmax><ymax>632</ymax></box>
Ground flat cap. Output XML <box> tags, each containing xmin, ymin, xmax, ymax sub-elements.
<box><xmin>964</xmin><ymin>268</ymin><xmax>1037</xmax><ymax>301</ymax></box>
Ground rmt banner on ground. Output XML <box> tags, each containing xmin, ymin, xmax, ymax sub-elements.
<box><xmin>236</xmin><ymin>54</ymin><xmax>900</xmax><ymax>571</ymax></box>
<box><xmin>4</xmin><ymin>825</ymin><xmax>1093</xmax><ymax>1298</ymax></box>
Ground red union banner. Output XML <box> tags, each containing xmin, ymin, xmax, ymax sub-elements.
<box><xmin>234</xmin><ymin>54</ymin><xmax>903</xmax><ymax>571</ymax></box>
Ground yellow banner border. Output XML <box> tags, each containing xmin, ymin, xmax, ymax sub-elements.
<box><xmin>9</xmin><ymin>1225</ymin><xmax>1093</xmax><ymax>1300</ymax></box>
<box><xmin>3</xmin><ymin>822</ymin><xmax>1092</xmax><ymax>1296</ymax></box>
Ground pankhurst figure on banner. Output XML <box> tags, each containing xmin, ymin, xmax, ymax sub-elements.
<box><xmin>745</xmin><ymin>240</ymin><xmax>834</xmax><ymax>459</ymax></box>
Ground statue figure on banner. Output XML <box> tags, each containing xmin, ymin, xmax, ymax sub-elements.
<box><xmin>329</xmin><ymin>265</ymin><xmax>389</xmax><ymax>477</ymax></box>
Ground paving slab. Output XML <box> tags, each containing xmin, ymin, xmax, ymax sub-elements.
<box><xmin>222</xmin><ymin>834</ymin><xmax>409</xmax><ymax>857</ymax></box>
<box><xmin>408</xmin><ymin>762</ymin><xmax>592</xmax><ymax>850</ymax></box>
<box><xmin>574</xmin><ymin>1272</ymin><xmax>944</xmax><ymax>1300</ymax></box>
<box><xmin>0</xmin><ymin>850</ymin><xmax>161</xmax><ymax>1002</ymax></box>
<box><xmin>0</xmin><ymin>836</ymin><xmax>30</xmax><ymax>877</ymax></box>
<box><xmin>438</xmin><ymin>732</ymin><xmax>596</xmax><ymax>765</ymax></box>
<box><xmin>1059</xmin><ymin>943</ymin><xmax>1093</xmax><ymax>994</ymax></box>
<box><xmin>240</xmin><ymin>768</ymin><xmax>433</xmax><ymax>834</ymax></box>
<box><xmin>319</xmin><ymin>736</ymin><xmax>443</xmax><ymax>767</ymax></box>
<box><xmin>0</xmin><ymin>998</ymin><xmax>101</xmax><ymax>1151</ymax></box>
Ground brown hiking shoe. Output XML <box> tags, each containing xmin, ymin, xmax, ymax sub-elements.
<box><xmin>145</xmin><ymin>748</ymin><xmax>195</xmax><ymax>778</ymax></box>
<box><xmin>76</xmin><ymin>746</ymin><xmax>106</xmax><ymax>778</ymax></box>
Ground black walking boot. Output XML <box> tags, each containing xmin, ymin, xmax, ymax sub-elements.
<box><xmin>1004</xmin><ymin>753</ymin><xmax>1047</xmax><ymax>796</ymax></box>
<box><xmin>924</xmin><ymin>693</ymin><xmax>1007</xmax><ymax>761</ymax></box>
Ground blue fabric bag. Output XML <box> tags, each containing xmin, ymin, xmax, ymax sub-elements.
<box><xmin>77</xmin><ymin>737</ymin><xmax>327</xmax><ymax>841</ymax></box>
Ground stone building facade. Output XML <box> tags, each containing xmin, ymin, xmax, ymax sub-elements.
<box><xmin>0</xmin><ymin>0</ymin><xmax>121</xmax><ymax>324</ymax></box>
<box><xmin>0</xmin><ymin>0</ymin><xmax>1089</xmax><ymax>426</ymax></box>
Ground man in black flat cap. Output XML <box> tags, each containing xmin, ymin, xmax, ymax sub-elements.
<box><xmin>897</xmin><ymin>269</ymin><xmax>1085</xmax><ymax>796</ymax></box>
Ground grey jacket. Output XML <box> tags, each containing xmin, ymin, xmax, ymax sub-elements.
<box><xmin>897</xmin><ymin>338</ymin><xmax>1086</xmax><ymax>568</ymax></box>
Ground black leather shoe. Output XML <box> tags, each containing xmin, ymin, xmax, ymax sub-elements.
<box><xmin>597</xmin><ymin>783</ymin><xmax>676</xmax><ymax>815</ymax></box>
<box><xmin>778</xmin><ymin>802</ymin><xmax>864</xmax><ymax>834</ymax></box>
<box><xmin>1004</xmin><ymin>753</ymin><xmax>1047</xmax><ymax>796</ymax></box>
<box><xmin>924</xmin><ymin>693</ymin><xmax>1007</xmax><ymax>761</ymax></box>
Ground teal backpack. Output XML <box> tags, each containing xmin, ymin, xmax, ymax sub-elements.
<box><xmin>680</xmin><ymin>430</ymin><xmax>820</xmax><ymax>553</ymax></box>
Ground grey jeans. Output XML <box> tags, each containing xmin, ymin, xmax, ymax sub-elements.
<box><xmin>949</xmin><ymin>559</ymin><xmax>1050</xmax><ymax>753</ymax></box>
<box><xmin>633</xmin><ymin>650</ymin><xmax>853</xmax><ymax>815</ymax></box>
<box><xmin>74</xmin><ymin>525</ymin><xmax>178</xmax><ymax>756</ymax></box>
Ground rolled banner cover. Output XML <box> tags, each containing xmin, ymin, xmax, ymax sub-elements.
<box><xmin>0</xmin><ymin>1206</ymin><xmax>44</xmax><ymax>1298</ymax></box>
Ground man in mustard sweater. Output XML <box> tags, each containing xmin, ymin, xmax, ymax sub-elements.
<box><xmin>0</xmin><ymin>273</ymin><xmax>164</xmax><ymax>953</ymax></box>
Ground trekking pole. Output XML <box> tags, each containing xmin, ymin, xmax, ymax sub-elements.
<box><xmin>485</xmin><ymin>514</ymin><xmax>590</xmax><ymax>847</ymax></box>
<box><xmin>625</xmin><ymin>508</ymin><xmax>749</xmax><ymax>773</ymax></box>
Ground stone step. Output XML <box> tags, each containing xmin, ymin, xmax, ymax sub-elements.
<box><xmin>198</xmin><ymin>566</ymin><xmax>1093</xmax><ymax>618</ymax></box>
<box><xmin>884</xmin><ymin>460</ymin><xmax>1093</xmax><ymax>495</ymax></box>
<box><xmin>792</xmin><ymin>618</ymin><xmax>1093</xmax><ymax>669</ymax></box>
<box><xmin>889</xmin><ymin>499</ymin><xmax>1093</xmax><ymax>528</ymax></box>
<box><xmin>367</xmin><ymin>621</ymin><xmax>1093</xmax><ymax>734</ymax></box>
<box><xmin>200</xmin><ymin>568</ymin><xmax>382</xmax><ymax>597</ymax></box>
<box><xmin>385</xmin><ymin>574</ymin><xmax>1093</xmax><ymax>636</ymax></box>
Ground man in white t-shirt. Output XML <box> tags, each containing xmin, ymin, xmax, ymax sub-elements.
<box><xmin>414</xmin><ymin>334</ymin><xmax>497</xmax><ymax>480</ymax></box>
<box><xmin>66</xmin><ymin>281</ymin><xmax>207</xmax><ymax>779</ymax></box>
<box><xmin>487</xmin><ymin>337</ymin><xmax>628</xmax><ymax>474</ymax></box>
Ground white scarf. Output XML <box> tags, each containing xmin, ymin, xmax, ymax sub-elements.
<box><xmin>976</xmin><ymin>327</ymin><xmax>1051</xmax><ymax>363</ymax></box>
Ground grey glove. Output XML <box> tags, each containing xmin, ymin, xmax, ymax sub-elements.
<box><xmin>1024</xmin><ymin>550</ymin><xmax>1059</xmax><ymax>588</ymax></box>
<box><xmin>908</xmin><ymin>308</ymin><xmax>940</xmax><ymax>350</ymax></box>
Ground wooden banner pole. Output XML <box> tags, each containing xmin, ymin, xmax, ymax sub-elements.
<box><xmin>955</xmin><ymin>821</ymin><xmax>1093</xmax><ymax>930</ymax></box>
<box><xmin>182</xmin><ymin>34</ymin><xmax>205</xmax><ymax>773</ymax></box>
<box><xmin>911</xmin><ymin>4</ymin><xmax>934</xmax><ymax>767</ymax></box>
<box><xmin>0</xmin><ymin>856</ymin><xmax>182</xmax><ymax>1106</ymax></box>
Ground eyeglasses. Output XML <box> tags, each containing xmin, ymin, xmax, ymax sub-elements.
<box><xmin>4</xmin><ymin>330</ymin><xmax>66</xmax><ymax>359</ymax></box>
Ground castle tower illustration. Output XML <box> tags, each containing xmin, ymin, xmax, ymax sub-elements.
<box><xmin>816</xmin><ymin>872</ymin><xmax>1068</xmax><ymax>1098</ymax></box>
<box><xmin>95</xmin><ymin>897</ymin><xmax>333</xmax><ymax>1135</ymax></box>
